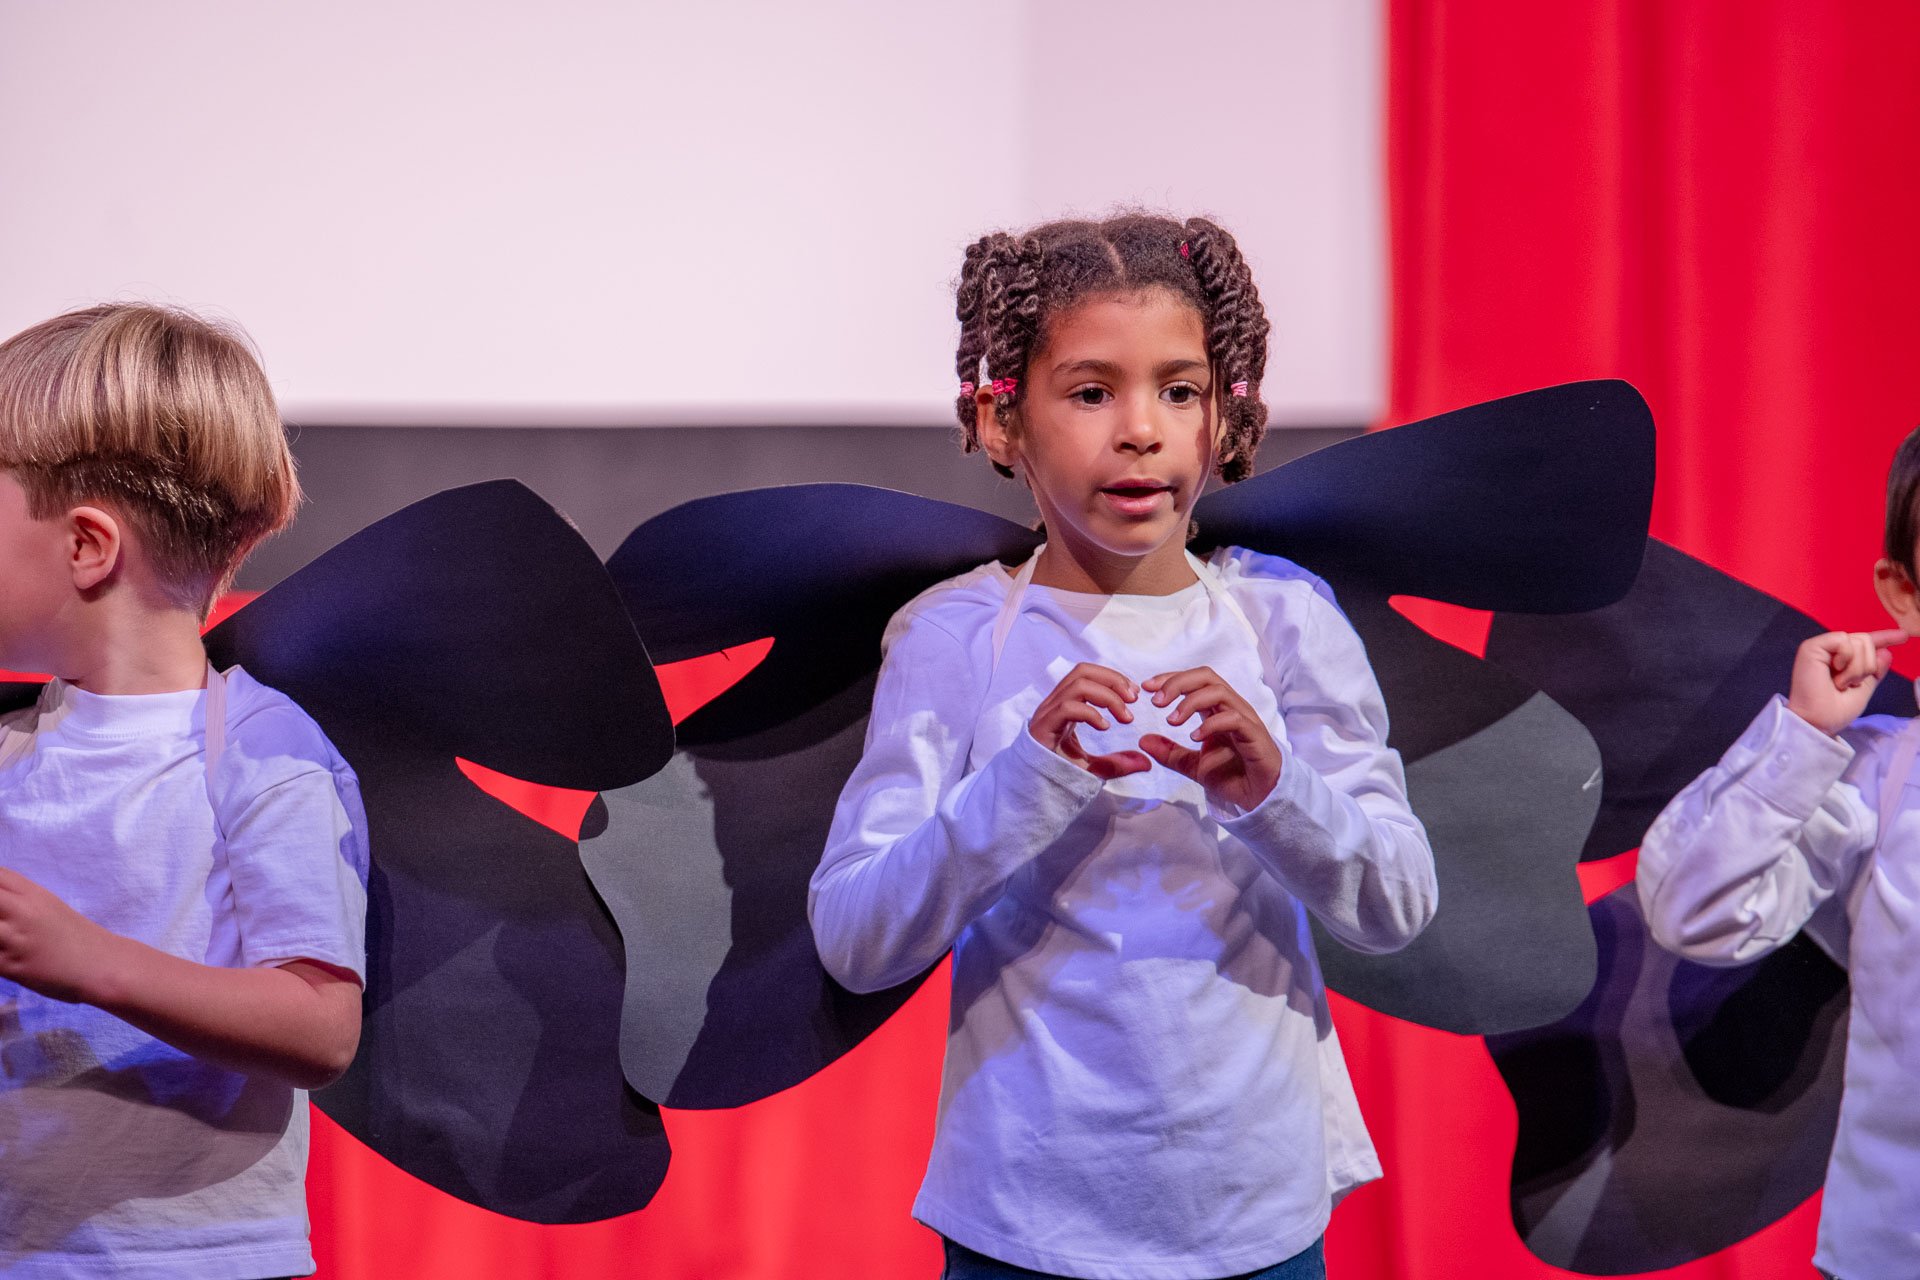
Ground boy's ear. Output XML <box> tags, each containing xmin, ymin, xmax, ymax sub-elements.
<box><xmin>65</xmin><ymin>505</ymin><xmax>122</xmax><ymax>591</ymax></box>
<box><xmin>1874</xmin><ymin>557</ymin><xmax>1920</xmax><ymax>633</ymax></box>
<box><xmin>977</xmin><ymin>386</ymin><xmax>1020</xmax><ymax>471</ymax></box>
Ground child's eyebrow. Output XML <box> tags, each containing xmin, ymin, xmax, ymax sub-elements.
<box><xmin>1052</xmin><ymin>358</ymin><xmax>1125</xmax><ymax>379</ymax></box>
<box><xmin>1050</xmin><ymin>358</ymin><xmax>1210</xmax><ymax>379</ymax></box>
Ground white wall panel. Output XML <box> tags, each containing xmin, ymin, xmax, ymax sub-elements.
<box><xmin>0</xmin><ymin>1</ymin><xmax>1383</xmax><ymax>426</ymax></box>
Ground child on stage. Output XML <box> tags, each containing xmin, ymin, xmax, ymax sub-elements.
<box><xmin>1639</xmin><ymin>428</ymin><xmax>1920</xmax><ymax>1280</ymax></box>
<box><xmin>810</xmin><ymin>214</ymin><xmax>1439</xmax><ymax>1280</ymax></box>
<box><xmin>0</xmin><ymin>304</ymin><xmax>368</xmax><ymax>1279</ymax></box>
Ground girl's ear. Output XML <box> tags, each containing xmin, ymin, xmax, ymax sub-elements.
<box><xmin>1211</xmin><ymin>380</ymin><xmax>1234</xmax><ymax>470</ymax></box>
<box><xmin>978</xmin><ymin>386</ymin><xmax>1020</xmax><ymax>471</ymax></box>
<box><xmin>1875</xmin><ymin>557</ymin><xmax>1920</xmax><ymax>634</ymax></box>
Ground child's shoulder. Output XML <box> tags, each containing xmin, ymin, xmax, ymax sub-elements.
<box><xmin>881</xmin><ymin>559</ymin><xmax>1018</xmax><ymax>650</ymax></box>
<box><xmin>1204</xmin><ymin>546</ymin><xmax>1340</xmax><ymax>614</ymax></box>
<box><xmin>218</xmin><ymin>667</ymin><xmax>353</xmax><ymax>780</ymax></box>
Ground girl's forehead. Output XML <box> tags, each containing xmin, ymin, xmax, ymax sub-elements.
<box><xmin>1037</xmin><ymin>289</ymin><xmax>1208</xmax><ymax>370</ymax></box>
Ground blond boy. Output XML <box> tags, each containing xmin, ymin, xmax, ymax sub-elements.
<box><xmin>0</xmin><ymin>305</ymin><xmax>367</xmax><ymax>1278</ymax></box>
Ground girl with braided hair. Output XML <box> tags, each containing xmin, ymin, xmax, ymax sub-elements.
<box><xmin>810</xmin><ymin>213</ymin><xmax>1436</xmax><ymax>1280</ymax></box>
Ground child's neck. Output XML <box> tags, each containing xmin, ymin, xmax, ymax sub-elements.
<box><xmin>1030</xmin><ymin>540</ymin><xmax>1199</xmax><ymax>596</ymax></box>
<box><xmin>58</xmin><ymin>600</ymin><xmax>210</xmax><ymax>696</ymax></box>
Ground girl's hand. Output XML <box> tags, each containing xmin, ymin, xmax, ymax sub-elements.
<box><xmin>1787</xmin><ymin>629</ymin><xmax>1906</xmax><ymax>735</ymax></box>
<box><xmin>0</xmin><ymin>869</ymin><xmax>111</xmax><ymax>1004</ymax></box>
<box><xmin>1138</xmin><ymin>666</ymin><xmax>1283</xmax><ymax>812</ymax></box>
<box><xmin>1030</xmin><ymin>663</ymin><xmax>1152</xmax><ymax>780</ymax></box>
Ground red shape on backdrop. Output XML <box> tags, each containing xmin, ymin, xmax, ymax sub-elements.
<box><xmin>1575</xmin><ymin>849</ymin><xmax>1639</xmax><ymax>905</ymax></box>
<box><xmin>454</xmin><ymin>640</ymin><xmax>774</xmax><ymax>840</ymax></box>
<box><xmin>455</xmin><ymin>757</ymin><xmax>598</xmax><ymax>840</ymax></box>
<box><xmin>1390</xmin><ymin>596</ymin><xmax>1494</xmax><ymax>659</ymax></box>
<box><xmin>655</xmin><ymin>637</ymin><xmax>775</xmax><ymax>725</ymax></box>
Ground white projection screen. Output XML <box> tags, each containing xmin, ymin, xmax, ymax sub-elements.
<box><xmin>0</xmin><ymin>1</ymin><xmax>1384</xmax><ymax>428</ymax></box>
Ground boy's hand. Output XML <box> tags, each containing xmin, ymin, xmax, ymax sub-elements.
<box><xmin>1787</xmin><ymin>629</ymin><xmax>1906</xmax><ymax>735</ymax></box>
<box><xmin>0</xmin><ymin>869</ymin><xmax>111</xmax><ymax>1004</ymax></box>
<box><xmin>1029</xmin><ymin>663</ymin><xmax>1152</xmax><ymax>780</ymax></box>
<box><xmin>1138</xmin><ymin>666</ymin><xmax>1283</xmax><ymax>812</ymax></box>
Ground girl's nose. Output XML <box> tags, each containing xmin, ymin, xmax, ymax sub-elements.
<box><xmin>1115</xmin><ymin>404</ymin><xmax>1162</xmax><ymax>452</ymax></box>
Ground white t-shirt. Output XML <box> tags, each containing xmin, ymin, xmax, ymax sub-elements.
<box><xmin>810</xmin><ymin>548</ymin><xmax>1438</xmax><ymax>1280</ymax></box>
<box><xmin>0</xmin><ymin>667</ymin><xmax>369</xmax><ymax>1280</ymax></box>
<box><xmin>1640</xmin><ymin>696</ymin><xmax>1920</xmax><ymax>1280</ymax></box>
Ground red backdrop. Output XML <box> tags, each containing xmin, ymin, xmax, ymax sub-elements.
<box><xmin>293</xmin><ymin>4</ymin><xmax>1920</xmax><ymax>1276</ymax></box>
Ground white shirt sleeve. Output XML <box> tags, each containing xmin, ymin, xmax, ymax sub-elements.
<box><xmin>217</xmin><ymin>698</ymin><xmax>371</xmax><ymax>982</ymax></box>
<box><xmin>808</xmin><ymin>609</ymin><xmax>1103</xmax><ymax>994</ymax></box>
<box><xmin>1636</xmin><ymin>694</ymin><xmax>1878</xmax><ymax>967</ymax></box>
<box><xmin>1219</xmin><ymin>582</ymin><xmax>1439</xmax><ymax>955</ymax></box>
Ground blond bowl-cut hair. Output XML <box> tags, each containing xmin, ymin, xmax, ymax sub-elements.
<box><xmin>0</xmin><ymin>303</ymin><xmax>300</xmax><ymax>612</ymax></box>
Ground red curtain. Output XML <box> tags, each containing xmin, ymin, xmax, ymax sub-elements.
<box><xmin>303</xmin><ymin>5</ymin><xmax>1920</xmax><ymax>1277</ymax></box>
<box><xmin>1364</xmin><ymin>4</ymin><xmax>1920</xmax><ymax>1280</ymax></box>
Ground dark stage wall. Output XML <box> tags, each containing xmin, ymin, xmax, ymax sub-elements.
<box><xmin>250</xmin><ymin>425</ymin><xmax>1361</xmax><ymax>592</ymax></box>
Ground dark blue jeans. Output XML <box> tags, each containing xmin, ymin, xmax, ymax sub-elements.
<box><xmin>941</xmin><ymin>1236</ymin><xmax>1327</xmax><ymax>1280</ymax></box>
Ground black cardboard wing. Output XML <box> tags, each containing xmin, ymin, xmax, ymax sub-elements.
<box><xmin>1487</xmin><ymin>538</ymin><xmax>1914</xmax><ymax>859</ymax></box>
<box><xmin>1478</xmin><ymin>540</ymin><xmax>1907</xmax><ymax>1271</ymax></box>
<box><xmin>1190</xmin><ymin>380</ymin><xmax>1656</xmax><ymax>1033</ymax></box>
<box><xmin>588</xmin><ymin>485</ymin><xmax>1038</xmax><ymax>1109</ymax></box>
<box><xmin>205</xmin><ymin>480</ymin><xmax>676</xmax><ymax>1224</ymax></box>
<box><xmin>1487</xmin><ymin>887</ymin><xmax>1847</xmax><ymax>1273</ymax></box>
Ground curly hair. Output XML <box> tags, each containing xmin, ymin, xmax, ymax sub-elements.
<box><xmin>954</xmin><ymin>213</ymin><xmax>1272</xmax><ymax>483</ymax></box>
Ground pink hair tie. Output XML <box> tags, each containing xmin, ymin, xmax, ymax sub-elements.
<box><xmin>1229</xmin><ymin>381</ymin><xmax>1249</xmax><ymax>397</ymax></box>
<box><xmin>1179</xmin><ymin>241</ymin><xmax>1191</xmax><ymax>259</ymax></box>
<box><xmin>992</xmin><ymin>377</ymin><xmax>1019</xmax><ymax>395</ymax></box>
<box><xmin>960</xmin><ymin>381</ymin><xmax>975</xmax><ymax>396</ymax></box>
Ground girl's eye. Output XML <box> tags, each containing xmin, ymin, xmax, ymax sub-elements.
<box><xmin>1071</xmin><ymin>386</ymin><xmax>1110</xmax><ymax>407</ymax></box>
<box><xmin>1164</xmin><ymin>383</ymin><xmax>1204</xmax><ymax>406</ymax></box>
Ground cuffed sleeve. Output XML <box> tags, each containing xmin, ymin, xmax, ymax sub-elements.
<box><xmin>1637</xmin><ymin>694</ymin><xmax>1877</xmax><ymax>966</ymax></box>
<box><xmin>809</xmin><ymin>611</ymin><xmax>1102</xmax><ymax>993</ymax></box>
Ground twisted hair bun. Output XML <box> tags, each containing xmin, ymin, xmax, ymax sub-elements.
<box><xmin>952</xmin><ymin>213</ymin><xmax>1271</xmax><ymax>481</ymax></box>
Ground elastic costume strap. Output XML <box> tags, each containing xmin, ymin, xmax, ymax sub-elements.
<box><xmin>202</xmin><ymin>663</ymin><xmax>229</xmax><ymax>841</ymax></box>
<box><xmin>0</xmin><ymin>712</ymin><xmax>33</xmax><ymax>773</ymax></box>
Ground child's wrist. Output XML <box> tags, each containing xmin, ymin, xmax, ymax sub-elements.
<box><xmin>73</xmin><ymin>927</ymin><xmax>139</xmax><ymax>1011</ymax></box>
<box><xmin>1784</xmin><ymin>695</ymin><xmax>1845</xmax><ymax>737</ymax></box>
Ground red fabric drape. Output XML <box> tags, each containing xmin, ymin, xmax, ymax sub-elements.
<box><xmin>1363</xmin><ymin>4</ymin><xmax>1920</xmax><ymax>1280</ymax></box>
<box><xmin>301</xmin><ymin>6</ymin><xmax>1920</xmax><ymax>1276</ymax></box>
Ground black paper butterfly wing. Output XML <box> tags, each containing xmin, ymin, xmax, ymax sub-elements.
<box><xmin>1192</xmin><ymin>379</ymin><xmax>1655</xmax><ymax>1033</ymax></box>
<box><xmin>1479</xmin><ymin>540</ymin><xmax>1908</xmax><ymax>1271</ymax></box>
<box><xmin>206</xmin><ymin>480</ymin><xmax>677</xmax><ymax>1224</ymax></box>
<box><xmin>1490</xmin><ymin>887</ymin><xmax>1848</xmax><ymax>1274</ymax></box>
<box><xmin>585</xmin><ymin>485</ymin><xmax>1038</xmax><ymax>1109</ymax></box>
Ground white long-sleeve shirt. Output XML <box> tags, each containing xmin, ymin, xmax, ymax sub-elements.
<box><xmin>809</xmin><ymin>548</ymin><xmax>1436</xmax><ymax>1280</ymax></box>
<box><xmin>1638</xmin><ymin>695</ymin><xmax>1920</xmax><ymax>1280</ymax></box>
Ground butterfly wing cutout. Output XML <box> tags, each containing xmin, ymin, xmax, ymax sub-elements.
<box><xmin>205</xmin><ymin>480</ymin><xmax>676</xmax><ymax>1224</ymax></box>
<box><xmin>588</xmin><ymin>485</ymin><xmax>1039</xmax><ymax>1109</ymax></box>
<box><xmin>1477</xmin><ymin>539</ymin><xmax>1909</xmax><ymax>1271</ymax></box>
<box><xmin>1488</xmin><ymin>888</ymin><xmax>1848</xmax><ymax>1273</ymax></box>
<box><xmin>1192</xmin><ymin>380</ymin><xmax>1655</xmax><ymax>1033</ymax></box>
